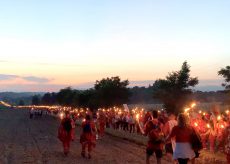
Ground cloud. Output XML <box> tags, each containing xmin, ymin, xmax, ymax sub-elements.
<box><xmin>22</xmin><ymin>76</ymin><xmax>50</xmax><ymax>83</ymax></box>
<box><xmin>0</xmin><ymin>74</ymin><xmax>51</xmax><ymax>83</ymax></box>
<box><xmin>0</xmin><ymin>74</ymin><xmax>19</xmax><ymax>80</ymax></box>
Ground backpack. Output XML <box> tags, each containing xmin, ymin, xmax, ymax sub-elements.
<box><xmin>149</xmin><ymin>121</ymin><xmax>164</xmax><ymax>144</ymax></box>
<box><xmin>63</xmin><ymin>119</ymin><xmax>72</xmax><ymax>132</ymax></box>
<box><xmin>190</xmin><ymin>127</ymin><xmax>203</xmax><ymax>151</ymax></box>
<box><xmin>83</xmin><ymin>122</ymin><xmax>92</xmax><ymax>133</ymax></box>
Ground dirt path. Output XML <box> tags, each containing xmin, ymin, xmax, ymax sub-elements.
<box><xmin>0</xmin><ymin>109</ymin><xmax>173</xmax><ymax>164</ymax></box>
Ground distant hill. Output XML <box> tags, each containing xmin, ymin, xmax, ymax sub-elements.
<box><xmin>0</xmin><ymin>92</ymin><xmax>45</xmax><ymax>105</ymax></box>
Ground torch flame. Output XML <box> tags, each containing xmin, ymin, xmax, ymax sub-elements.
<box><xmin>136</xmin><ymin>114</ymin><xmax>140</xmax><ymax>120</ymax></box>
<box><xmin>191</xmin><ymin>103</ymin><xmax>196</xmax><ymax>108</ymax></box>
<box><xmin>217</xmin><ymin>115</ymin><xmax>221</xmax><ymax>121</ymax></box>
<box><xmin>194</xmin><ymin>122</ymin><xmax>198</xmax><ymax>127</ymax></box>
<box><xmin>184</xmin><ymin>108</ymin><xmax>190</xmax><ymax>113</ymax></box>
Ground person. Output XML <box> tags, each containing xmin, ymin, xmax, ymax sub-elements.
<box><xmin>129</xmin><ymin>114</ymin><xmax>136</xmax><ymax>133</ymax></box>
<box><xmin>29</xmin><ymin>108</ymin><xmax>34</xmax><ymax>119</ymax></box>
<box><xmin>98</xmin><ymin>112</ymin><xmax>106</xmax><ymax>138</ymax></box>
<box><xmin>163</xmin><ymin>113</ymin><xmax>177</xmax><ymax>163</ymax></box>
<box><xmin>166</xmin><ymin>113</ymin><xmax>195</xmax><ymax>164</ymax></box>
<box><xmin>223</xmin><ymin>120</ymin><xmax>230</xmax><ymax>163</ymax></box>
<box><xmin>58</xmin><ymin>111</ymin><xmax>74</xmax><ymax>156</ymax></box>
<box><xmin>144</xmin><ymin>110</ymin><xmax>164</xmax><ymax>164</ymax></box>
<box><xmin>80</xmin><ymin>114</ymin><xmax>96</xmax><ymax>159</ymax></box>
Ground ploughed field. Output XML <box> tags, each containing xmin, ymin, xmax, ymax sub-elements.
<box><xmin>0</xmin><ymin>109</ymin><xmax>226</xmax><ymax>164</ymax></box>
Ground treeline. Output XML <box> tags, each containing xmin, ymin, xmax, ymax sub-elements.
<box><xmin>14</xmin><ymin>62</ymin><xmax>230</xmax><ymax>113</ymax></box>
<box><xmin>32</xmin><ymin>76</ymin><xmax>130</xmax><ymax>110</ymax></box>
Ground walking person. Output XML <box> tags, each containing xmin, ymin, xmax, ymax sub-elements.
<box><xmin>58</xmin><ymin>111</ymin><xmax>74</xmax><ymax>156</ymax></box>
<box><xmin>166</xmin><ymin>113</ymin><xmax>196</xmax><ymax>164</ymax></box>
<box><xmin>163</xmin><ymin>113</ymin><xmax>177</xmax><ymax>163</ymax></box>
<box><xmin>80</xmin><ymin>114</ymin><xmax>96</xmax><ymax>159</ymax></box>
<box><xmin>143</xmin><ymin>110</ymin><xmax>164</xmax><ymax>164</ymax></box>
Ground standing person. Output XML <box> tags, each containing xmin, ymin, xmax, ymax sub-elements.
<box><xmin>163</xmin><ymin>113</ymin><xmax>177</xmax><ymax>163</ymax></box>
<box><xmin>129</xmin><ymin>114</ymin><xmax>136</xmax><ymax>133</ymax></box>
<box><xmin>80</xmin><ymin>115</ymin><xmax>96</xmax><ymax>159</ymax></box>
<box><xmin>98</xmin><ymin>112</ymin><xmax>106</xmax><ymax>138</ymax></box>
<box><xmin>58</xmin><ymin>111</ymin><xmax>74</xmax><ymax>156</ymax></box>
<box><xmin>223</xmin><ymin>120</ymin><xmax>230</xmax><ymax>163</ymax></box>
<box><xmin>166</xmin><ymin>113</ymin><xmax>196</xmax><ymax>164</ymax></box>
<box><xmin>144</xmin><ymin>110</ymin><xmax>164</xmax><ymax>164</ymax></box>
<box><xmin>29</xmin><ymin>108</ymin><xmax>34</xmax><ymax>119</ymax></box>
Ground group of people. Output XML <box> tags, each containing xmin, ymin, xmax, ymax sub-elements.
<box><xmin>29</xmin><ymin>108</ymin><xmax>49</xmax><ymax>119</ymax></box>
<box><xmin>56</xmin><ymin>106</ymin><xmax>230</xmax><ymax>164</ymax></box>
<box><xmin>58</xmin><ymin>111</ymin><xmax>96</xmax><ymax>159</ymax></box>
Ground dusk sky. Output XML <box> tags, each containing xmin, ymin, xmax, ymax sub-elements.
<box><xmin>0</xmin><ymin>0</ymin><xmax>229</xmax><ymax>92</ymax></box>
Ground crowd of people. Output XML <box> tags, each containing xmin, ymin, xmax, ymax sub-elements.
<box><xmin>43</xmin><ymin>104</ymin><xmax>230</xmax><ymax>164</ymax></box>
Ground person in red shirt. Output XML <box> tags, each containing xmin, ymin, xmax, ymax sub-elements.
<box><xmin>166</xmin><ymin>113</ymin><xmax>195</xmax><ymax>164</ymax></box>
<box><xmin>98</xmin><ymin>112</ymin><xmax>106</xmax><ymax>138</ymax></box>
<box><xmin>223</xmin><ymin>120</ymin><xmax>230</xmax><ymax>163</ymax></box>
<box><xmin>80</xmin><ymin>114</ymin><xmax>96</xmax><ymax>159</ymax></box>
<box><xmin>144</xmin><ymin>110</ymin><xmax>164</xmax><ymax>164</ymax></box>
<box><xmin>58</xmin><ymin>111</ymin><xmax>75</xmax><ymax>156</ymax></box>
<box><xmin>163</xmin><ymin>113</ymin><xmax>177</xmax><ymax>163</ymax></box>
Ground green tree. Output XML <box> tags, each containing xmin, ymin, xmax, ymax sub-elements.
<box><xmin>152</xmin><ymin>61</ymin><xmax>198</xmax><ymax>113</ymax></box>
<box><xmin>18</xmin><ymin>100</ymin><xmax>25</xmax><ymax>106</ymax></box>
<box><xmin>94</xmin><ymin>76</ymin><xmax>130</xmax><ymax>107</ymax></box>
<box><xmin>31</xmin><ymin>95</ymin><xmax>41</xmax><ymax>105</ymax></box>
<box><xmin>218</xmin><ymin>66</ymin><xmax>230</xmax><ymax>90</ymax></box>
<box><xmin>41</xmin><ymin>92</ymin><xmax>57</xmax><ymax>105</ymax></box>
<box><xmin>56</xmin><ymin>87</ymin><xmax>79</xmax><ymax>107</ymax></box>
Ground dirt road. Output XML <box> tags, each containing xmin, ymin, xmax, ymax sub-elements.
<box><xmin>0</xmin><ymin>109</ymin><xmax>173</xmax><ymax>164</ymax></box>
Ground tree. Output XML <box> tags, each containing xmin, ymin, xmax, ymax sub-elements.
<box><xmin>218</xmin><ymin>66</ymin><xmax>230</xmax><ymax>90</ymax></box>
<box><xmin>31</xmin><ymin>95</ymin><xmax>41</xmax><ymax>105</ymax></box>
<box><xmin>41</xmin><ymin>92</ymin><xmax>57</xmax><ymax>105</ymax></box>
<box><xmin>18</xmin><ymin>100</ymin><xmax>25</xmax><ymax>106</ymax></box>
<box><xmin>56</xmin><ymin>87</ymin><xmax>79</xmax><ymax>107</ymax></box>
<box><xmin>152</xmin><ymin>61</ymin><xmax>198</xmax><ymax>113</ymax></box>
<box><xmin>94</xmin><ymin>76</ymin><xmax>130</xmax><ymax>107</ymax></box>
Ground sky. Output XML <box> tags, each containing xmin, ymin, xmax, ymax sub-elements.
<box><xmin>0</xmin><ymin>0</ymin><xmax>229</xmax><ymax>92</ymax></box>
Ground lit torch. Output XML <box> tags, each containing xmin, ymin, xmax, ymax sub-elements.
<box><xmin>217</xmin><ymin>115</ymin><xmax>221</xmax><ymax>121</ymax></box>
<box><xmin>194</xmin><ymin>122</ymin><xmax>198</xmax><ymax>127</ymax></box>
<box><xmin>60</xmin><ymin>112</ymin><xmax>64</xmax><ymax>120</ymax></box>
<box><xmin>184</xmin><ymin>108</ymin><xmax>190</xmax><ymax>113</ymax></box>
<box><xmin>136</xmin><ymin>114</ymin><xmax>140</xmax><ymax>121</ymax></box>
<box><xmin>191</xmin><ymin>103</ymin><xmax>196</xmax><ymax>108</ymax></box>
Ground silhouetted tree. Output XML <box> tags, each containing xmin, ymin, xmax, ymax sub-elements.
<box><xmin>41</xmin><ymin>92</ymin><xmax>57</xmax><ymax>105</ymax></box>
<box><xmin>56</xmin><ymin>87</ymin><xmax>79</xmax><ymax>107</ymax></box>
<box><xmin>94</xmin><ymin>76</ymin><xmax>130</xmax><ymax>107</ymax></box>
<box><xmin>152</xmin><ymin>61</ymin><xmax>198</xmax><ymax>113</ymax></box>
<box><xmin>218</xmin><ymin>66</ymin><xmax>230</xmax><ymax>104</ymax></box>
<box><xmin>218</xmin><ymin>66</ymin><xmax>230</xmax><ymax>90</ymax></box>
<box><xmin>32</xmin><ymin>95</ymin><xmax>41</xmax><ymax>105</ymax></box>
<box><xmin>18</xmin><ymin>100</ymin><xmax>25</xmax><ymax>106</ymax></box>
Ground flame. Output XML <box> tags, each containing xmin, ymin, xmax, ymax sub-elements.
<box><xmin>184</xmin><ymin>108</ymin><xmax>190</xmax><ymax>113</ymax></box>
<box><xmin>194</xmin><ymin>122</ymin><xmax>198</xmax><ymax>127</ymax></box>
<box><xmin>136</xmin><ymin>114</ymin><xmax>140</xmax><ymax>120</ymax></box>
<box><xmin>191</xmin><ymin>103</ymin><xmax>196</xmax><ymax>108</ymax></box>
<box><xmin>60</xmin><ymin>113</ymin><xmax>64</xmax><ymax>120</ymax></box>
<box><xmin>217</xmin><ymin>115</ymin><xmax>221</xmax><ymax>121</ymax></box>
